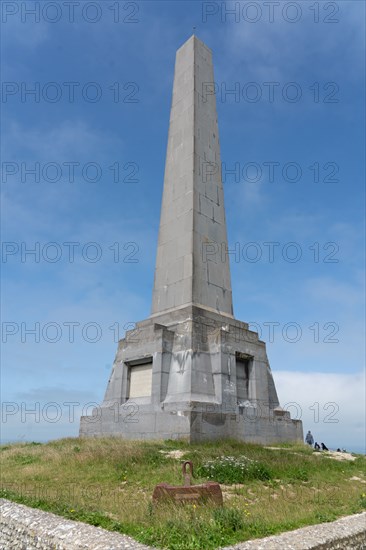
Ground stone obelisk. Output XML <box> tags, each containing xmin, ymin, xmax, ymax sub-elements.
<box><xmin>151</xmin><ymin>36</ymin><xmax>232</xmax><ymax>318</ymax></box>
<box><xmin>80</xmin><ymin>36</ymin><xmax>303</xmax><ymax>444</ymax></box>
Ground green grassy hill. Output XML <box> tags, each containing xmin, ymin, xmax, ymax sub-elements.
<box><xmin>1</xmin><ymin>437</ymin><xmax>365</xmax><ymax>549</ymax></box>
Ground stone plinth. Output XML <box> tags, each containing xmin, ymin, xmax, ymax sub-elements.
<box><xmin>80</xmin><ymin>306</ymin><xmax>302</xmax><ymax>443</ymax></box>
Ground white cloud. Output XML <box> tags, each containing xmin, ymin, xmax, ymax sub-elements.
<box><xmin>303</xmin><ymin>277</ymin><xmax>364</xmax><ymax>309</ymax></box>
<box><xmin>3</xmin><ymin>370</ymin><xmax>364</xmax><ymax>451</ymax></box>
<box><xmin>221</xmin><ymin>1</ymin><xmax>364</xmax><ymax>83</ymax></box>
<box><xmin>2</xmin><ymin>12</ymin><xmax>49</xmax><ymax>50</ymax></box>
<box><xmin>275</xmin><ymin>370</ymin><xmax>366</xmax><ymax>453</ymax></box>
<box><xmin>3</xmin><ymin>119</ymin><xmax>122</xmax><ymax>161</ymax></box>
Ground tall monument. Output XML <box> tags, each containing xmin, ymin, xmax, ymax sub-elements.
<box><xmin>80</xmin><ymin>36</ymin><xmax>303</xmax><ymax>443</ymax></box>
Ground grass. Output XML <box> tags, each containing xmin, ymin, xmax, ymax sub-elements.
<box><xmin>0</xmin><ymin>437</ymin><xmax>365</xmax><ymax>549</ymax></box>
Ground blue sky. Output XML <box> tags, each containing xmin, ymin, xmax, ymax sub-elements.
<box><xmin>1</xmin><ymin>1</ymin><xmax>365</xmax><ymax>452</ymax></box>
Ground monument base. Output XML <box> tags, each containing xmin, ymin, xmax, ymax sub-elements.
<box><xmin>80</xmin><ymin>305</ymin><xmax>303</xmax><ymax>444</ymax></box>
<box><xmin>80</xmin><ymin>405</ymin><xmax>302</xmax><ymax>444</ymax></box>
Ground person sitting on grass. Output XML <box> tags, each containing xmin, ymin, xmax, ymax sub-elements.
<box><xmin>321</xmin><ymin>442</ymin><xmax>329</xmax><ymax>451</ymax></box>
<box><xmin>314</xmin><ymin>442</ymin><xmax>320</xmax><ymax>450</ymax></box>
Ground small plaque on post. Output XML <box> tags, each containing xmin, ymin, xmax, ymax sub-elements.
<box><xmin>152</xmin><ymin>461</ymin><xmax>223</xmax><ymax>506</ymax></box>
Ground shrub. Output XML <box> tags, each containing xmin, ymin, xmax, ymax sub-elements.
<box><xmin>213</xmin><ymin>507</ymin><xmax>244</xmax><ymax>532</ymax></box>
<box><xmin>12</xmin><ymin>454</ymin><xmax>39</xmax><ymax>466</ymax></box>
<box><xmin>360</xmin><ymin>493</ymin><xmax>366</xmax><ymax>508</ymax></box>
<box><xmin>288</xmin><ymin>467</ymin><xmax>309</xmax><ymax>481</ymax></box>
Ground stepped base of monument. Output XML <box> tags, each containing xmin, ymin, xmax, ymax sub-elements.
<box><xmin>79</xmin><ymin>404</ymin><xmax>303</xmax><ymax>444</ymax></box>
<box><xmin>79</xmin><ymin>304</ymin><xmax>303</xmax><ymax>444</ymax></box>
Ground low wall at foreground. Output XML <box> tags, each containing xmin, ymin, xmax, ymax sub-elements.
<box><xmin>0</xmin><ymin>499</ymin><xmax>365</xmax><ymax>549</ymax></box>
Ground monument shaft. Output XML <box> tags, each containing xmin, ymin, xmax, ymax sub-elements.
<box><xmin>152</xmin><ymin>37</ymin><xmax>233</xmax><ymax>317</ymax></box>
<box><xmin>80</xmin><ymin>36</ymin><xmax>303</xmax><ymax>444</ymax></box>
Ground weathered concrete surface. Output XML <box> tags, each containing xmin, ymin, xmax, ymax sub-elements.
<box><xmin>152</xmin><ymin>35</ymin><xmax>233</xmax><ymax>317</ymax></box>
<box><xmin>222</xmin><ymin>511</ymin><xmax>366</xmax><ymax>549</ymax></box>
<box><xmin>0</xmin><ymin>499</ymin><xmax>152</xmax><ymax>549</ymax></box>
<box><xmin>80</xmin><ymin>305</ymin><xmax>302</xmax><ymax>443</ymax></box>
<box><xmin>1</xmin><ymin>499</ymin><xmax>365</xmax><ymax>549</ymax></box>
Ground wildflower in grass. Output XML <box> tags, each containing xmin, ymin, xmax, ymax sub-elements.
<box><xmin>197</xmin><ymin>455</ymin><xmax>271</xmax><ymax>483</ymax></box>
